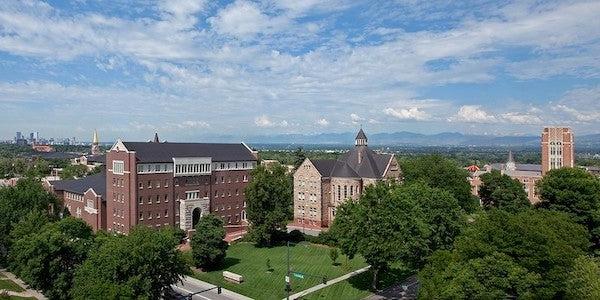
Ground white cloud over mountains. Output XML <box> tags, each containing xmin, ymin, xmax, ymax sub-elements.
<box><xmin>0</xmin><ymin>0</ymin><xmax>600</xmax><ymax>138</ymax></box>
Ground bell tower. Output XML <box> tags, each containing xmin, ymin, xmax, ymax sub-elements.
<box><xmin>91</xmin><ymin>129</ymin><xmax>101</xmax><ymax>155</ymax></box>
<box><xmin>355</xmin><ymin>128</ymin><xmax>367</xmax><ymax>147</ymax></box>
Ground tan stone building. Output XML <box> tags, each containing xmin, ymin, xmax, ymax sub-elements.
<box><xmin>291</xmin><ymin>129</ymin><xmax>401</xmax><ymax>232</ymax></box>
<box><xmin>541</xmin><ymin>127</ymin><xmax>574</xmax><ymax>175</ymax></box>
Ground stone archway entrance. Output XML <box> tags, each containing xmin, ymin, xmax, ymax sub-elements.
<box><xmin>192</xmin><ymin>207</ymin><xmax>201</xmax><ymax>229</ymax></box>
<box><xmin>179</xmin><ymin>197</ymin><xmax>209</xmax><ymax>232</ymax></box>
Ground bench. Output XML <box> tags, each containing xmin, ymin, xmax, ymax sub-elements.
<box><xmin>223</xmin><ymin>271</ymin><xmax>244</xmax><ymax>284</ymax></box>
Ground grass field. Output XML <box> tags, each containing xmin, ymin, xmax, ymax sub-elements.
<box><xmin>191</xmin><ymin>242</ymin><xmax>368</xmax><ymax>299</ymax></box>
<box><xmin>0</xmin><ymin>278</ymin><xmax>25</xmax><ymax>293</ymax></box>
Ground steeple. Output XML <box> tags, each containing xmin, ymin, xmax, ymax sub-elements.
<box><xmin>153</xmin><ymin>132</ymin><xmax>160</xmax><ymax>143</ymax></box>
<box><xmin>355</xmin><ymin>128</ymin><xmax>367</xmax><ymax>147</ymax></box>
<box><xmin>506</xmin><ymin>150</ymin><xmax>516</xmax><ymax>171</ymax></box>
<box><xmin>91</xmin><ymin>129</ymin><xmax>100</xmax><ymax>155</ymax></box>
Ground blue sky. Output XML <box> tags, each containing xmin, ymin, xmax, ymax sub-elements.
<box><xmin>1</xmin><ymin>0</ymin><xmax>600</xmax><ymax>142</ymax></box>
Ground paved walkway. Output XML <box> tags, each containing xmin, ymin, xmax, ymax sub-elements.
<box><xmin>363</xmin><ymin>275</ymin><xmax>419</xmax><ymax>300</ymax></box>
<box><xmin>283</xmin><ymin>266</ymin><xmax>371</xmax><ymax>300</ymax></box>
<box><xmin>0</xmin><ymin>269</ymin><xmax>47</xmax><ymax>299</ymax></box>
<box><xmin>171</xmin><ymin>275</ymin><xmax>253</xmax><ymax>300</ymax></box>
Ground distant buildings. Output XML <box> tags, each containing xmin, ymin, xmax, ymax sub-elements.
<box><xmin>291</xmin><ymin>129</ymin><xmax>401</xmax><ymax>232</ymax></box>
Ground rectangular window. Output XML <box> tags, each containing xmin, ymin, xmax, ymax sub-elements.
<box><xmin>138</xmin><ymin>196</ymin><xmax>143</xmax><ymax>204</ymax></box>
<box><xmin>112</xmin><ymin>161</ymin><xmax>124</xmax><ymax>175</ymax></box>
<box><xmin>164</xmin><ymin>180</ymin><xmax>169</xmax><ymax>188</ymax></box>
<box><xmin>165</xmin><ymin>195</ymin><xmax>169</xmax><ymax>203</ymax></box>
<box><xmin>155</xmin><ymin>181</ymin><xmax>160</xmax><ymax>188</ymax></box>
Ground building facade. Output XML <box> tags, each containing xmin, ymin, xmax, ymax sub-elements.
<box><xmin>105</xmin><ymin>137</ymin><xmax>258</xmax><ymax>235</ymax></box>
<box><xmin>49</xmin><ymin>172</ymin><xmax>107</xmax><ymax>231</ymax></box>
<box><xmin>541</xmin><ymin>127</ymin><xmax>574</xmax><ymax>175</ymax></box>
<box><xmin>291</xmin><ymin>129</ymin><xmax>401</xmax><ymax>232</ymax></box>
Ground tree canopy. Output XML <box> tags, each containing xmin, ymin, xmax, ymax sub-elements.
<box><xmin>72</xmin><ymin>226</ymin><xmax>189</xmax><ymax>299</ymax></box>
<box><xmin>565</xmin><ymin>256</ymin><xmax>600</xmax><ymax>300</ymax></box>
<box><xmin>331</xmin><ymin>182</ymin><xmax>465</xmax><ymax>290</ymax></box>
<box><xmin>191</xmin><ymin>214</ymin><xmax>228</xmax><ymax>270</ymax></box>
<box><xmin>9</xmin><ymin>217</ymin><xmax>93</xmax><ymax>300</ymax></box>
<box><xmin>536</xmin><ymin>167</ymin><xmax>600</xmax><ymax>249</ymax></box>
<box><xmin>419</xmin><ymin>209</ymin><xmax>589</xmax><ymax>299</ymax></box>
<box><xmin>401</xmin><ymin>155</ymin><xmax>479</xmax><ymax>213</ymax></box>
<box><xmin>244</xmin><ymin>164</ymin><xmax>293</xmax><ymax>246</ymax></box>
<box><xmin>479</xmin><ymin>170</ymin><xmax>531</xmax><ymax>212</ymax></box>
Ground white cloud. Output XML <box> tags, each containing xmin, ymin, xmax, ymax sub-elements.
<box><xmin>500</xmin><ymin>112</ymin><xmax>543</xmax><ymax>125</ymax></box>
<box><xmin>172</xmin><ymin>120</ymin><xmax>210</xmax><ymax>129</ymax></box>
<box><xmin>209</xmin><ymin>1</ymin><xmax>271</xmax><ymax>39</ymax></box>
<box><xmin>317</xmin><ymin>118</ymin><xmax>329</xmax><ymax>126</ymax></box>
<box><xmin>553</xmin><ymin>105</ymin><xmax>600</xmax><ymax>123</ymax></box>
<box><xmin>350</xmin><ymin>113</ymin><xmax>365</xmax><ymax>124</ymax></box>
<box><xmin>254</xmin><ymin>115</ymin><xmax>289</xmax><ymax>128</ymax></box>
<box><xmin>383</xmin><ymin>107</ymin><xmax>429</xmax><ymax>121</ymax></box>
<box><xmin>449</xmin><ymin>105</ymin><xmax>498</xmax><ymax>123</ymax></box>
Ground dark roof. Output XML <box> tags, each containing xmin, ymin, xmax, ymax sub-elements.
<box><xmin>491</xmin><ymin>163</ymin><xmax>542</xmax><ymax>172</ymax></box>
<box><xmin>122</xmin><ymin>142</ymin><xmax>256</xmax><ymax>163</ymax></box>
<box><xmin>312</xmin><ymin>159</ymin><xmax>337</xmax><ymax>176</ymax></box>
<box><xmin>51</xmin><ymin>172</ymin><xmax>106</xmax><ymax>200</ymax></box>
<box><xmin>87</xmin><ymin>154</ymin><xmax>105</xmax><ymax>163</ymax></box>
<box><xmin>355</xmin><ymin>129</ymin><xmax>367</xmax><ymax>140</ymax></box>
<box><xmin>312</xmin><ymin>147</ymin><xmax>392</xmax><ymax>179</ymax></box>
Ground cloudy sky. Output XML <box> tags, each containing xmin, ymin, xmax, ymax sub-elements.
<box><xmin>1</xmin><ymin>0</ymin><xmax>600</xmax><ymax>141</ymax></box>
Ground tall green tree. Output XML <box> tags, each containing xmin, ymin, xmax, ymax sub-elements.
<box><xmin>245</xmin><ymin>164</ymin><xmax>293</xmax><ymax>246</ymax></box>
<box><xmin>401</xmin><ymin>155</ymin><xmax>479</xmax><ymax>212</ymax></box>
<box><xmin>419</xmin><ymin>210</ymin><xmax>589</xmax><ymax>299</ymax></box>
<box><xmin>479</xmin><ymin>170</ymin><xmax>531</xmax><ymax>212</ymax></box>
<box><xmin>9</xmin><ymin>217</ymin><xmax>93</xmax><ymax>300</ymax></box>
<box><xmin>0</xmin><ymin>178</ymin><xmax>58</xmax><ymax>266</ymax></box>
<box><xmin>536</xmin><ymin>167</ymin><xmax>600</xmax><ymax>249</ymax></box>
<box><xmin>565</xmin><ymin>256</ymin><xmax>600</xmax><ymax>299</ymax></box>
<box><xmin>60</xmin><ymin>164</ymin><xmax>89</xmax><ymax>180</ymax></box>
<box><xmin>331</xmin><ymin>182</ymin><xmax>465</xmax><ymax>290</ymax></box>
<box><xmin>191</xmin><ymin>214</ymin><xmax>228</xmax><ymax>270</ymax></box>
<box><xmin>293</xmin><ymin>147</ymin><xmax>307</xmax><ymax>169</ymax></box>
<box><xmin>72</xmin><ymin>226</ymin><xmax>189</xmax><ymax>299</ymax></box>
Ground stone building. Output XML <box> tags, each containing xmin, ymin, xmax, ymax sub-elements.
<box><xmin>291</xmin><ymin>129</ymin><xmax>401</xmax><ymax>232</ymax></box>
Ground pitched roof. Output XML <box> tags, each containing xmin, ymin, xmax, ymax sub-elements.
<box><xmin>312</xmin><ymin>147</ymin><xmax>392</xmax><ymax>179</ymax></box>
<box><xmin>51</xmin><ymin>172</ymin><xmax>106</xmax><ymax>200</ymax></box>
<box><xmin>121</xmin><ymin>142</ymin><xmax>257</xmax><ymax>163</ymax></box>
<box><xmin>355</xmin><ymin>128</ymin><xmax>367</xmax><ymax>140</ymax></box>
<box><xmin>312</xmin><ymin>159</ymin><xmax>337</xmax><ymax>176</ymax></box>
<box><xmin>491</xmin><ymin>163</ymin><xmax>542</xmax><ymax>172</ymax></box>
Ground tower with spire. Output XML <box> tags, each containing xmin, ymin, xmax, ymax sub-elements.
<box><xmin>91</xmin><ymin>129</ymin><xmax>101</xmax><ymax>155</ymax></box>
<box><xmin>153</xmin><ymin>132</ymin><xmax>160</xmax><ymax>143</ymax></box>
<box><xmin>355</xmin><ymin>128</ymin><xmax>367</xmax><ymax>147</ymax></box>
<box><xmin>505</xmin><ymin>150</ymin><xmax>516</xmax><ymax>172</ymax></box>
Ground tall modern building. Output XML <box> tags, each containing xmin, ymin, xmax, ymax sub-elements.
<box><xmin>105</xmin><ymin>135</ymin><xmax>258</xmax><ymax>235</ymax></box>
<box><xmin>541</xmin><ymin>127</ymin><xmax>574</xmax><ymax>175</ymax></box>
<box><xmin>292</xmin><ymin>129</ymin><xmax>401</xmax><ymax>232</ymax></box>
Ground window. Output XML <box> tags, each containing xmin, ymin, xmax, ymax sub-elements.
<box><xmin>86</xmin><ymin>200</ymin><xmax>94</xmax><ymax>209</ymax></box>
<box><xmin>156</xmin><ymin>213</ymin><xmax>160</xmax><ymax>219</ymax></box>
<box><xmin>243</xmin><ymin>175</ymin><xmax>248</xmax><ymax>182</ymax></box>
<box><xmin>164</xmin><ymin>195</ymin><xmax>169</xmax><ymax>202</ymax></box>
<box><xmin>156</xmin><ymin>195</ymin><xmax>160</xmax><ymax>204</ymax></box>
<box><xmin>164</xmin><ymin>180</ymin><xmax>169</xmax><ymax>188</ymax></box>
<box><xmin>155</xmin><ymin>181</ymin><xmax>160</xmax><ymax>188</ymax></box>
<box><xmin>148</xmin><ymin>196</ymin><xmax>152</xmax><ymax>204</ymax></box>
<box><xmin>112</xmin><ymin>161</ymin><xmax>124</xmax><ymax>175</ymax></box>
<box><xmin>138</xmin><ymin>196</ymin><xmax>143</xmax><ymax>204</ymax></box>
<box><xmin>139</xmin><ymin>212</ymin><xmax>143</xmax><ymax>220</ymax></box>
<box><xmin>236</xmin><ymin>189</ymin><xmax>239</xmax><ymax>196</ymax></box>
<box><xmin>165</xmin><ymin>210</ymin><xmax>169</xmax><ymax>217</ymax></box>
<box><xmin>147</xmin><ymin>181</ymin><xmax>152</xmax><ymax>188</ymax></box>
<box><xmin>148</xmin><ymin>212</ymin><xmax>152</xmax><ymax>219</ymax></box>
<box><xmin>344</xmin><ymin>186</ymin><xmax>347</xmax><ymax>199</ymax></box>
<box><xmin>139</xmin><ymin>182</ymin><xmax>143</xmax><ymax>189</ymax></box>
<box><xmin>112</xmin><ymin>178</ymin><xmax>116</xmax><ymax>186</ymax></box>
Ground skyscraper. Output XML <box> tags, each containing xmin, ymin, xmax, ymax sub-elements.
<box><xmin>541</xmin><ymin>127</ymin><xmax>574</xmax><ymax>175</ymax></box>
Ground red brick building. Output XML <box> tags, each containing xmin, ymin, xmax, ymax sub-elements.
<box><xmin>49</xmin><ymin>172</ymin><xmax>107</xmax><ymax>231</ymax></box>
<box><xmin>541</xmin><ymin>127</ymin><xmax>574</xmax><ymax>175</ymax></box>
<box><xmin>106</xmin><ymin>137</ymin><xmax>257</xmax><ymax>235</ymax></box>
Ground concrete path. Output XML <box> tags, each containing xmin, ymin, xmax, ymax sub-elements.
<box><xmin>284</xmin><ymin>266</ymin><xmax>371</xmax><ymax>300</ymax></box>
<box><xmin>0</xmin><ymin>269</ymin><xmax>47</xmax><ymax>299</ymax></box>
<box><xmin>171</xmin><ymin>275</ymin><xmax>253</xmax><ymax>300</ymax></box>
<box><xmin>363</xmin><ymin>275</ymin><xmax>419</xmax><ymax>300</ymax></box>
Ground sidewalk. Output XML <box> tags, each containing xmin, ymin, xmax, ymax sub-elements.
<box><xmin>283</xmin><ymin>266</ymin><xmax>371</xmax><ymax>300</ymax></box>
<box><xmin>0</xmin><ymin>269</ymin><xmax>47</xmax><ymax>299</ymax></box>
<box><xmin>172</xmin><ymin>275</ymin><xmax>253</xmax><ymax>300</ymax></box>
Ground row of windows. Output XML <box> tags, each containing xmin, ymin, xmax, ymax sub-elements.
<box><xmin>139</xmin><ymin>180</ymin><xmax>169</xmax><ymax>189</ymax></box>
<box><xmin>113</xmin><ymin>208</ymin><xmax>125</xmax><ymax>219</ymax></box>
<box><xmin>113</xmin><ymin>193</ymin><xmax>125</xmax><ymax>203</ymax></box>
<box><xmin>139</xmin><ymin>210</ymin><xmax>170</xmax><ymax>220</ymax></box>
<box><xmin>335</xmin><ymin>185</ymin><xmax>358</xmax><ymax>202</ymax></box>
<box><xmin>112</xmin><ymin>178</ymin><xmax>125</xmax><ymax>187</ymax></box>
<box><xmin>137</xmin><ymin>164</ymin><xmax>173</xmax><ymax>174</ymax></box>
<box><xmin>213</xmin><ymin>202</ymin><xmax>245</xmax><ymax>212</ymax></box>
<box><xmin>215</xmin><ymin>162</ymin><xmax>255</xmax><ymax>171</ymax></box>
<box><xmin>219</xmin><ymin>212</ymin><xmax>246</xmax><ymax>224</ymax></box>
<box><xmin>138</xmin><ymin>194</ymin><xmax>170</xmax><ymax>204</ymax></box>
<box><xmin>66</xmin><ymin>192</ymin><xmax>84</xmax><ymax>202</ymax></box>
<box><xmin>175</xmin><ymin>163</ymin><xmax>211</xmax><ymax>175</ymax></box>
<box><xmin>214</xmin><ymin>175</ymin><xmax>248</xmax><ymax>184</ymax></box>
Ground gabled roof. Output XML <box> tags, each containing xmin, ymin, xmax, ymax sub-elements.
<box><xmin>120</xmin><ymin>142</ymin><xmax>257</xmax><ymax>163</ymax></box>
<box><xmin>51</xmin><ymin>172</ymin><xmax>106</xmax><ymax>200</ymax></box>
<box><xmin>311</xmin><ymin>148</ymin><xmax>393</xmax><ymax>179</ymax></box>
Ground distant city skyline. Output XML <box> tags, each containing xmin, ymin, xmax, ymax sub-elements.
<box><xmin>1</xmin><ymin>1</ymin><xmax>600</xmax><ymax>140</ymax></box>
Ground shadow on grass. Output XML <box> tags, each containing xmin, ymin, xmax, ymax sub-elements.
<box><xmin>348</xmin><ymin>267</ymin><xmax>412</xmax><ymax>293</ymax></box>
<box><xmin>200</xmin><ymin>257</ymin><xmax>242</xmax><ymax>272</ymax></box>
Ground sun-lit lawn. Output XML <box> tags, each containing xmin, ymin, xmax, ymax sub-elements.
<box><xmin>0</xmin><ymin>278</ymin><xmax>25</xmax><ymax>293</ymax></box>
<box><xmin>190</xmin><ymin>242</ymin><xmax>367</xmax><ymax>300</ymax></box>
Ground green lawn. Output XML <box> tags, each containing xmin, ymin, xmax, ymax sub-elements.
<box><xmin>191</xmin><ymin>242</ymin><xmax>367</xmax><ymax>300</ymax></box>
<box><xmin>0</xmin><ymin>279</ymin><xmax>25</xmax><ymax>293</ymax></box>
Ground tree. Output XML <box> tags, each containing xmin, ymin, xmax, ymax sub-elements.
<box><xmin>60</xmin><ymin>164</ymin><xmax>89</xmax><ymax>180</ymax></box>
<box><xmin>329</xmin><ymin>248</ymin><xmax>339</xmax><ymax>265</ymax></box>
<box><xmin>401</xmin><ymin>155</ymin><xmax>479</xmax><ymax>212</ymax></box>
<box><xmin>565</xmin><ymin>256</ymin><xmax>600</xmax><ymax>299</ymax></box>
<box><xmin>72</xmin><ymin>226</ymin><xmax>189</xmax><ymax>299</ymax></box>
<box><xmin>419</xmin><ymin>210</ymin><xmax>589</xmax><ymax>299</ymax></box>
<box><xmin>536</xmin><ymin>167</ymin><xmax>600</xmax><ymax>249</ymax></box>
<box><xmin>293</xmin><ymin>147</ymin><xmax>307</xmax><ymax>169</ymax></box>
<box><xmin>9</xmin><ymin>217</ymin><xmax>93</xmax><ymax>300</ymax></box>
<box><xmin>479</xmin><ymin>170</ymin><xmax>531</xmax><ymax>212</ymax></box>
<box><xmin>331</xmin><ymin>182</ymin><xmax>465</xmax><ymax>290</ymax></box>
<box><xmin>245</xmin><ymin>164</ymin><xmax>293</xmax><ymax>246</ymax></box>
<box><xmin>191</xmin><ymin>214</ymin><xmax>228</xmax><ymax>270</ymax></box>
<box><xmin>0</xmin><ymin>178</ymin><xmax>58</xmax><ymax>266</ymax></box>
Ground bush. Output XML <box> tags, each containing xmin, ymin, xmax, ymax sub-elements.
<box><xmin>288</xmin><ymin>230</ymin><xmax>304</xmax><ymax>243</ymax></box>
